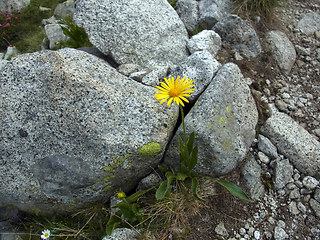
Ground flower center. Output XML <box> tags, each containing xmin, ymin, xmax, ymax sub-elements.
<box><xmin>45</xmin><ymin>234</ymin><xmax>48</xmax><ymax>237</ymax></box>
<box><xmin>169</xmin><ymin>88</ymin><xmax>181</xmax><ymax>97</ymax></box>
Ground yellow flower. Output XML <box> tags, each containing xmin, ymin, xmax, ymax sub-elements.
<box><xmin>154</xmin><ymin>76</ymin><xmax>195</xmax><ymax>107</ymax></box>
<box><xmin>55</xmin><ymin>42</ymin><xmax>59</xmax><ymax>45</ymax></box>
<box><xmin>116</xmin><ymin>191</ymin><xmax>126</xmax><ymax>200</ymax></box>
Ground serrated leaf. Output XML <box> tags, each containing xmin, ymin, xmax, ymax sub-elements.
<box><xmin>215</xmin><ymin>179</ymin><xmax>252</xmax><ymax>202</ymax></box>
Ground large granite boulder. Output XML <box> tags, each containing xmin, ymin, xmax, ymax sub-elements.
<box><xmin>187</xmin><ymin>30</ymin><xmax>222</xmax><ymax>57</ymax></box>
<box><xmin>260</xmin><ymin>111</ymin><xmax>320</xmax><ymax>179</ymax></box>
<box><xmin>164</xmin><ymin>63</ymin><xmax>258</xmax><ymax>176</ymax></box>
<box><xmin>0</xmin><ymin>48</ymin><xmax>178</xmax><ymax>214</ymax></box>
<box><xmin>266</xmin><ymin>30</ymin><xmax>296</xmax><ymax>75</ymax></box>
<box><xmin>198</xmin><ymin>0</ymin><xmax>234</xmax><ymax>29</ymax></box>
<box><xmin>213</xmin><ymin>15</ymin><xmax>261</xmax><ymax>59</ymax></box>
<box><xmin>169</xmin><ymin>50</ymin><xmax>221</xmax><ymax>102</ymax></box>
<box><xmin>297</xmin><ymin>12</ymin><xmax>320</xmax><ymax>35</ymax></box>
<box><xmin>176</xmin><ymin>0</ymin><xmax>199</xmax><ymax>34</ymax></box>
<box><xmin>0</xmin><ymin>0</ymin><xmax>30</xmax><ymax>12</ymax></box>
<box><xmin>73</xmin><ymin>0</ymin><xmax>189</xmax><ymax>69</ymax></box>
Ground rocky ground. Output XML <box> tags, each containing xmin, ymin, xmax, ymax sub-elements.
<box><xmin>181</xmin><ymin>0</ymin><xmax>320</xmax><ymax>239</ymax></box>
<box><xmin>1</xmin><ymin>1</ymin><xmax>319</xmax><ymax>240</ymax></box>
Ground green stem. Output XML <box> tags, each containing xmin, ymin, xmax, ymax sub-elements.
<box><xmin>179</xmin><ymin>105</ymin><xmax>186</xmax><ymax>143</ymax></box>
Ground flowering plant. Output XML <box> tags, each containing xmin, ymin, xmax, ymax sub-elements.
<box><xmin>154</xmin><ymin>76</ymin><xmax>251</xmax><ymax>202</ymax></box>
<box><xmin>0</xmin><ymin>7</ymin><xmax>21</xmax><ymax>48</ymax></box>
<box><xmin>41</xmin><ymin>229</ymin><xmax>51</xmax><ymax>240</ymax></box>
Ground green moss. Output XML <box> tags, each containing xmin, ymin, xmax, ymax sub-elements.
<box><xmin>138</xmin><ymin>142</ymin><xmax>162</xmax><ymax>156</ymax></box>
<box><xmin>102</xmin><ymin>185</ymin><xmax>112</xmax><ymax>192</ymax></box>
<box><xmin>104</xmin><ymin>154</ymin><xmax>131</xmax><ymax>173</ymax></box>
<box><xmin>221</xmin><ymin>138</ymin><xmax>234</xmax><ymax>152</ymax></box>
<box><xmin>104</xmin><ymin>175</ymin><xmax>116</xmax><ymax>182</ymax></box>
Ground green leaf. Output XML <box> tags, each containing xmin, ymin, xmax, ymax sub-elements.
<box><xmin>191</xmin><ymin>177</ymin><xmax>204</xmax><ymax>201</ymax></box>
<box><xmin>158</xmin><ymin>164</ymin><xmax>169</xmax><ymax>173</ymax></box>
<box><xmin>156</xmin><ymin>181</ymin><xmax>168</xmax><ymax>200</ymax></box>
<box><xmin>155</xmin><ymin>172</ymin><xmax>175</xmax><ymax>201</ymax></box>
<box><xmin>215</xmin><ymin>179</ymin><xmax>252</xmax><ymax>202</ymax></box>
<box><xmin>178</xmin><ymin>136</ymin><xmax>189</xmax><ymax>162</ymax></box>
<box><xmin>106</xmin><ymin>215</ymin><xmax>121</xmax><ymax>235</ymax></box>
<box><xmin>123</xmin><ymin>186</ymin><xmax>154</xmax><ymax>204</ymax></box>
<box><xmin>60</xmin><ymin>26</ymin><xmax>70</xmax><ymax>37</ymax></box>
<box><xmin>165</xmin><ymin>171</ymin><xmax>175</xmax><ymax>182</ymax></box>
<box><xmin>176</xmin><ymin>173</ymin><xmax>188</xmax><ymax>181</ymax></box>
<box><xmin>118</xmin><ymin>204</ymin><xmax>135</xmax><ymax>220</ymax></box>
<box><xmin>188</xmin><ymin>144</ymin><xmax>198</xmax><ymax>171</ymax></box>
<box><xmin>187</xmin><ymin>132</ymin><xmax>195</xmax><ymax>153</ymax></box>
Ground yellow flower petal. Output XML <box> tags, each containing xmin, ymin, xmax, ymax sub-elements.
<box><xmin>154</xmin><ymin>76</ymin><xmax>195</xmax><ymax>107</ymax></box>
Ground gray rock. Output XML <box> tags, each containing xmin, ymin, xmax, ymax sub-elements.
<box><xmin>260</xmin><ymin>111</ymin><xmax>320</xmax><ymax>179</ymax></box>
<box><xmin>258</xmin><ymin>151</ymin><xmax>270</xmax><ymax>164</ymax></box>
<box><xmin>315</xmin><ymin>189</ymin><xmax>320</xmax><ymax>202</ymax></box>
<box><xmin>297</xmin><ymin>202</ymin><xmax>307</xmax><ymax>214</ymax></box>
<box><xmin>288</xmin><ymin>201</ymin><xmax>300</xmax><ymax>215</ymax></box>
<box><xmin>274</xmin><ymin>220</ymin><xmax>288</xmax><ymax>240</ymax></box>
<box><xmin>275</xmin><ymin>99</ymin><xmax>288</xmax><ymax>112</ymax></box>
<box><xmin>77</xmin><ymin>47</ymin><xmax>110</xmax><ymax>62</ymax></box>
<box><xmin>295</xmin><ymin>45</ymin><xmax>311</xmax><ymax>56</ymax></box>
<box><xmin>4</xmin><ymin>46</ymin><xmax>19</xmax><ymax>60</ymax></box>
<box><xmin>312</xmin><ymin>128</ymin><xmax>320</xmax><ymax>138</ymax></box>
<box><xmin>54</xmin><ymin>0</ymin><xmax>76</xmax><ymax>19</ymax></box>
<box><xmin>187</xmin><ymin>30</ymin><xmax>222</xmax><ymax>57</ymax></box>
<box><xmin>102</xmin><ymin>228</ymin><xmax>137</xmax><ymax>240</ymax></box>
<box><xmin>274</xmin><ymin>159</ymin><xmax>294</xmax><ymax>190</ymax></box>
<box><xmin>257</xmin><ymin>134</ymin><xmax>278</xmax><ymax>159</ymax></box>
<box><xmin>42</xmin><ymin>16</ymin><xmax>58</xmax><ymax>25</ymax></box>
<box><xmin>169</xmin><ymin>50</ymin><xmax>221</xmax><ymax>102</ymax></box>
<box><xmin>289</xmin><ymin>188</ymin><xmax>300</xmax><ymax>200</ymax></box>
<box><xmin>215</xmin><ymin>222</ymin><xmax>229</xmax><ymax>238</ymax></box>
<box><xmin>199</xmin><ymin>0</ymin><xmax>234</xmax><ymax>29</ymax></box>
<box><xmin>0</xmin><ymin>0</ymin><xmax>30</xmax><ymax>11</ymax></box>
<box><xmin>136</xmin><ymin>172</ymin><xmax>162</xmax><ymax>191</ymax></box>
<box><xmin>266</xmin><ymin>30</ymin><xmax>296</xmax><ymax>75</ymax></box>
<box><xmin>0</xmin><ymin>60</ymin><xmax>8</xmax><ymax>70</ymax></box>
<box><xmin>44</xmin><ymin>24</ymin><xmax>69</xmax><ymax>49</ymax></box>
<box><xmin>164</xmin><ymin>63</ymin><xmax>258</xmax><ymax>176</ymax></box>
<box><xmin>241</xmin><ymin>155</ymin><xmax>265</xmax><ymax>200</ymax></box>
<box><xmin>310</xmin><ymin>198</ymin><xmax>320</xmax><ymax>218</ymax></box>
<box><xmin>213</xmin><ymin>15</ymin><xmax>261</xmax><ymax>58</ymax></box>
<box><xmin>74</xmin><ymin>0</ymin><xmax>188</xmax><ymax>69</ymax></box>
<box><xmin>117</xmin><ymin>64</ymin><xmax>144</xmax><ymax>77</ymax></box>
<box><xmin>254</xmin><ymin>231</ymin><xmax>261</xmax><ymax>240</ymax></box>
<box><xmin>129</xmin><ymin>70</ymin><xmax>150</xmax><ymax>82</ymax></box>
<box><xmin>176</xmin><ymin>0</ymin><xmax>199</xmax><ymax>33</ymax></box>
<box><xmin>297</xmin><ymin>12</ymin><xmax>320</xmax><ymax>35</ymax></box>
<box><xmin>0</xmin><ymin>48</ymin><xmax>178</xmax><ymax>213</ymax></box>
<box><xmin>141</xmin><ymin>66</ymin><xmax>168</xmax><ymax>87</ymax></box>
<box><xmin>302</xmin><ymin>176</ymin><xmax>319</xmax><ymax>190</ymax></box>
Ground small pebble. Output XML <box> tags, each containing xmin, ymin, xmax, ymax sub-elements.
<box><xmin>302</xmin><ymin>176</ymin><xmax>319</xmax><ymax>190</ymax></box>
